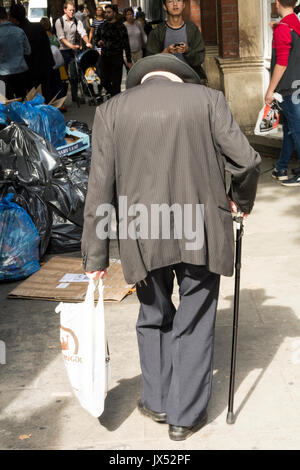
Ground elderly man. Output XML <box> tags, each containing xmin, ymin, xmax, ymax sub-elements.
<box><xmin>55</xmin><ymin>1</ymin><xmax>92</xmax><ymax>103</ymax></box>
<box><xmin>146</xmin><ymin>0</ymin><xmax>206</xmax><ymax>81</ymax></box>
<box><xmin>82</xmin><ymin>54</ymin><xmax>261</xmax><ymax>441</ymax></box>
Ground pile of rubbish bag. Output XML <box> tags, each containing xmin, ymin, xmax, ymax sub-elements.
<box><xmin>5</xmin><ymin>93</ymin><xmax>66</xmax><ymax>148</ymax></box>
<box><xmin>0</xmin><ymin>193</ymin><xmax>40</xmax><ymax>281</ymax></box>
<box><xmin>0</xmin><ymin>118</ymin><xmax>92</xmax><ymax>281</ymax></box>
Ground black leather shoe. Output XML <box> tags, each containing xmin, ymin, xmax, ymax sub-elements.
<box><xmin>169</xmin><ymin>412</ymin><xmax>208</xmax><ymax>441</ymax></box>
<box><xmin>137</xmin><ymin>400</ymin><xmax>167</xmax><ymax>423</ymax></box>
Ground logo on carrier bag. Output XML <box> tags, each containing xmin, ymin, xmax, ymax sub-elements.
<box><xmin>60</xmin><ymin>326</ymin><xmax>83</xmax><ymax>363</ymax></box>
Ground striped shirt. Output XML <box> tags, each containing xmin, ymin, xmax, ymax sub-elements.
<box><xmin>92</xmin><ymin>17</ymin><xmax>105</xmax><ymax>35</ymax></box>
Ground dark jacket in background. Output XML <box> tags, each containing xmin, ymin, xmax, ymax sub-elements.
<box><xmin>19</xmin><ymin>18</ymin><xmax>54</xmax><ymax>100</ymax></box>
<box><xmin>95</xmin><ymin>19</ymin><xmax>132</xmax><ymax>62</ymax></box>
<box><xmin>146</xmin><ymin>21</ymin><xmax>206</xmax><ymax>80</ymax></box>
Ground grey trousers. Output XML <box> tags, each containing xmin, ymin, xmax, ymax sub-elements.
<box><xmin>136</xmin><ymin>263</ymin><xmax>220</xmax><ymax>427</ymax></box>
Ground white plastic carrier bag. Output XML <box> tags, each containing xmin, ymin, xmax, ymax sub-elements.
<box><xmin>254</xmin><ymin>102</ymin><xmax>280</xmax><ymax>136</ymax></box>
<box><xmin>51</xmin><ymin>45</ymin><xmax>65</xmax><ymax>70</ymax></box>
<box><xmin>56</xmin><ymin>279</ymin><xmax>110</xmax><ymax>418</ymax></box>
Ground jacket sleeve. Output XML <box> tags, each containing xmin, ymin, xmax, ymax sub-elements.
<box><xmin>81</xmin><ymin>105</ymin><xmax>116</xmax><ymax>272</ymax></box>
<box><xmin>212</xmin><ymin>91</ymin><xmax>261</xmax><ymax>214</ymax></box>
<box><xmin>22</xmin><ymin>31</ymin><xmax>31</xmax><ymax>56</ymax></box>
<box><xmin>137</xmin><ymin>20</ymin><xmax>147</xmax><ymax>48</ymax></box>
<box><xmin>146</xmin><ymin>27</ymin><xmax>162</xmax><ymax>56</ymax></box>
<box><xmin>121</xmin><ymin>24</ymin><xmax>132</xmax><ymax>63</ymax></box>
<box><xmin>183</xmin><ymin>23</ymin><xmax>205</xmax><ymax>67</ymax></box>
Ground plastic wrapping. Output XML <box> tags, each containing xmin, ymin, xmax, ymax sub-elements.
<box><xmin>0</xmin><ymin>104</ymin><xmax>7</xmax><ymax>130</ymax></box>
<box><xmin>0</xmin><ymin>122</ymin><xmax>62</xmax><ymax>185</ymax></box>
<box><xmin>61</xmin><ymin>149</ymin><xmax>91</xmax><ymax>193</ymax></box>
<box><xmin>0</xmin><ymin>184</ymin><xmax>52</xmax><ymax>258</ymax></box>
<box><xmin>0</xmin><ymin>121</ymin><xmax>92</xmax><ymax>257</ymax></box>
<box><xmin>65</xmin><ymin>120</ymin><xmax>92</xmax><ymax>136</ymax></box>
<box><xmin>44</xmin><ymin>175</ymin><xmax>85</xmax><ymax>227</ymax></box>
<box><xmin>0</xmin><ymin>193</ymin><xmax>40</xmax><ymax>281</ymax></box>
<box><xmin>46</xmin><ymin>213</ymin><xmax>82</xmax><ymax>253</ymax></box>
<box><xmin>5</xmin><ymin>94</ymin><xmax>66</xmax><ymax>148</ymax></box>
<box><xmin>43</xmin><ymin>174</ymin><xmax>86</xmax><ymax>253</ymax></box>
<box><xmin>254</xmin><ymin>102</ymin><xmax>280</xmax><ymax>136</ymax></box>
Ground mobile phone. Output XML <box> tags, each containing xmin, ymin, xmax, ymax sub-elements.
<box><xmin>174</xmin><ymin>43</ymin><xmax>182</xmax><ymax>47</ymax></box>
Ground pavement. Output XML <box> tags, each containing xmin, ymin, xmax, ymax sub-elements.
<box><xmin>0</xmin><ymin>88</ymin><xmax>300</xmax><ymax>451</ymax></box>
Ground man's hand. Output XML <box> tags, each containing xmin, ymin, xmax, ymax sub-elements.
<box><xmin>176</xmin><ymin>42</ymin><xmax>189</xmax><ymax>54</ymax></box>
<box><xmin>228</xmin><ymin>197</ymin><xmax>249</xmax><ymax>220</ymax></box>
<box><xmin>86</xmin><ymin>42</ymin><xmax>92</xmax><ymax>48</ymax></box>
<box><xmin>86</xmin><ymin>270</ymin><xmax>107</xmax><ymax>280</ymax></box>
<box><xmin>72</xmin><ymin>44</ymin><xmax>80</xmax><ymax>50</ymax></box>
<box><xmin>265</xmin><ymin>89</ymin><xmax>274</xmax><ymax>107</ymax></box>
<box><xmin>163</xmin><ymin>44</ymin><xmax>177</xmax><ymax>54</ymax></box>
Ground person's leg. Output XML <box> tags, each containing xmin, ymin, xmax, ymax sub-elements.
<box><xmin>41</xmin><ymin>74</ymin><xmax>53</xmax><ymax>104</ymax></box>
<box><xmin>0</xmin><ymin>72</ymin><xmax>28</xmax><ymax>100</ymax></box>
<box><xmin>276</xmin><ymin>111</ymin><xmax>295</xmax><ymax>171</ymax></box>
<box><xmin>100</xmin><ymin>55</ymin><xmax>112</xmax><ymax>95</ymax></box>
<box><xmin>109</xmin><ymin>54</ymin><xmax>124</xmax><ymax>96</ymax></box>
<box><xmin>69</xmin><ymin>55</ymin><xmax>79</xmax><ymax>101</ymax></box>
<box><xmin>61</xmin><ymin>49</ymin><xmax>78</xmax><ymax>101</ymax></box>
<box><xmin>136</xmin><ymin>267</ymin><xmax>176</xmax><ymax>414</ymax></box>
<box><xmin>51</xmin><ymin>68</ymin><xmax>66</xmax><ymax>100</ymax></box>
<box><xmin>282</xmin><ymin>96</ymin><xmax>300</xmax><ymax>166</ymax></box>
<box><xmin>0</xmin><ymin>75</ymin><xmax>14</xmax><ymax>100</ymax></box>
<box><xmin>166</xmin><ymin>264</ymin><xmax>220</xmax><ymax>427</ymax></box>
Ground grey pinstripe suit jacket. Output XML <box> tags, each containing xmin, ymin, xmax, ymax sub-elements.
<box><xmin>82</xmin><ymin>77</ymin><xmax>261</xmax><ymax>283</ymax></box>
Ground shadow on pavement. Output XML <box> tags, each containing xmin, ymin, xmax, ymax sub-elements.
<box><xmin>210</xmin><ymin>288</ymin><xmax>300</xmax><ymax>423</ymax></box>
<box><xmin>99</xmin><ymin>375</ymin><xmax>142</xmax><ymax>431</ymax></box>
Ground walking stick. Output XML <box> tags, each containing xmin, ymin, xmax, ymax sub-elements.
<box><xmin>226</xmin><ymin>212</ymin><xmax>244</xmax><ymax>425</ymax></box>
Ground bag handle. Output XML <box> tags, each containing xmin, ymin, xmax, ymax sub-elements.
<box><xmin>85</xmin><ymin>278</ymin><xmax>104</xmax><ymax>304</ymax></box>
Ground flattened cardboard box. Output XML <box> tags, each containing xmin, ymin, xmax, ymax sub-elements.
<box><xmin>8</xmin><ymin>257</ymin><xmax>134</xmax><ymax>302</ymax></box>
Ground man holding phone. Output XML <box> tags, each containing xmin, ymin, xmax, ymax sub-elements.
<box><xmin>146</xmin><ymin>0</ymin><xmax>206</xmax><ymax>81</ymax></box>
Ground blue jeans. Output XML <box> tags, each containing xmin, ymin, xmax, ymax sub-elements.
<box><xmin>276</xmin><ymin>95</ymin><xmax>300</xmax><ymax>170</ymax></box>
<box><xmin>61</xmin><ymin>49</ymin><xmax>78</xmax><ymax>100</ymax></box>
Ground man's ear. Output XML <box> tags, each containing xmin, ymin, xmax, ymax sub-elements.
<box><xmin>162</xmin><ymin>3</ymin><xmax>167</xmax><ymax>12</ymax></box>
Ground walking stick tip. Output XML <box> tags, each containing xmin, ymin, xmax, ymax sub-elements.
<box><xmin>226</xmin><ymin>411</ymin><xmax>235</xmax><ymax>425</ymax></box>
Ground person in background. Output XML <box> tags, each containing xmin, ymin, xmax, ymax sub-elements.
<box><xmin>111</xmin><ymin>4</ymin><xmax>123</xmax><ymax>23</ymax></box>
<box><xmin>55</xmin><ymin>1</ymin><xmax>92</xmax><ymax>103</ymax></box>
<box><xmin>40</xmin><ymin>16</ymin><xmax>60</xmax><ymax>47</ymax></box>
<box><xmin>136</xmin><ymin>14</ymin><xmax>152</xmax><ymax>56</ymax></box>
<box><xmin>9</xmin><ymin>3</ymin><xmax>54</xmax><ymax>102</ymax></box>
<box><xmin>124</xmin><ymin>7</ymin><xmax>147</xmax><ymax>64</ymax></box>
<box><xmin>40</xmin><ymin>17</ymin><xmax>67</xmax><ymax>108</ymax></box>
<box><xmin>0</xmin><ymin>6</ymin><xmax>31</xmax><ymax>100</ymax></box>
<box><xmin>266</xmin><ymin>0</ymin><xmax>300</xmax><ymax>186</ymax></box>
<box><xmin>146</xmin><ymin>0</ymin><xmax>206</xmax><ymax>82</ymax></box>
<box><xmin>95</xmin><ymin>4</ymin><xmax>132</xmax><ymax>96</ymax></box>
<box><xmin>89</xmin><ymin>5</ymin><xmax>105</xmax><ymax>45</ymax></box>
<box><xmin>135</xmin><ymin>6</ymin><xmax>145</xmax><ymax>20</ymax></box>
<box><xmin>74</xmin><ymin>3</ymin><xmax>90</xmax><ymax>33</ymax></box>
